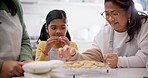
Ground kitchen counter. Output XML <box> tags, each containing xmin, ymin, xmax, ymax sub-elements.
<box><xmin>13</xmin><ymin>68</ymin><xmax>148</xmax><ymax>78</ymax></box>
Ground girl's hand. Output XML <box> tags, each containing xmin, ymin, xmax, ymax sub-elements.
<box><xmin>43</xmin><ymin>36</ymin><xmax>59</xmax><ymax>55</ymax></box>
<box><xmin>59</xmin><ymin>36</ymin><xmax>70</xmax><ymax>47</ymax></box>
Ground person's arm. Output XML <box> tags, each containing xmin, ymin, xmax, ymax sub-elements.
<box><xmin>35</xmin><ymin>41</ymin><xmax>48</xmax><ymax>61</ymax></box>
<box><xmin>70</xmin><ymin>48</ymin><xmax>103</xmax><ymax>62</ymax></box>
<box><xmin>14</xmin><ymin>0</ymin><xmax>33</xmax><ymax>61</ymax></box>
<box><xmin>0</xmin><ymin>1</ymin><xmax>5</xmax><ymax>73</ymax></box>
<box><xmin>118</xmin><ymin>20</ymin><xmax>148</xmax><ymax>68</ymax></box>
<box><xmin>0</xmin><ymin>59</ymin><xmax>4</xmax><ymax>73</ymax></box>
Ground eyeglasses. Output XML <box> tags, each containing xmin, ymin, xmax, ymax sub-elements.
<box><xmin>101</xmin><ymin>9</ymin><xmax>125</xmax><ymax>20</ymax></box>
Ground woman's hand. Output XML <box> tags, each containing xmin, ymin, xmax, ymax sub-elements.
<box><xmin>104</xmin><ymin>53</ymin><xmax>118</xmax><ymax>68</ymax></box>
<box><xmin>1</xmin><ymin>61</ymin><xmax>25</xmax><ymax>78</ymax></box>
<box><xmin>58</xmin><ymin>45</ymin><xmax>76</xmax><ymax>61</ymax></box>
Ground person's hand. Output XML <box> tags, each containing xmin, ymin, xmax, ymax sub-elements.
<box><xmin>58</xmin><ymin>45</ymin><xmax>76</xmax><ymax>61</ymax></box>
<box><xmin>59</xmin><ymin>36</ymin><xmax>70</xmax><ymax>47</ymax></box>
<box><xmin>43</xmin><ymin>36</ymin><xmax>70</xmax><ymax>55</ymax></box>
<box><xmin>104</xmin><ymin>53</ymin><xmax>118</xmax><ymax>68</ymax></box>
<box><xmin>43</xmin><ymin>36</ymin><xmax>60</xmax><ymax>55</ymax></box>
<box><xmin>1</xmin><ymin>61</ymin><xmax>25</xmax><ymax>78</ymax></box>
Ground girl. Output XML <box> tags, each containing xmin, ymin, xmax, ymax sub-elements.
<box><xmin>35</xmin><ymin>9</ymin><xmax>78</xmax><ymax>61</ymax></box>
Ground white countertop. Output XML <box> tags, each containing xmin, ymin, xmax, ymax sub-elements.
<box><xmin>92</xmin><ymin>68</ymin><xmax>148</xmax><ymax>78</ymax></box>
<box><xmin>13</xmin><ymin>68</ymin><xmax>148</xmax><ymax>78</ymax></box>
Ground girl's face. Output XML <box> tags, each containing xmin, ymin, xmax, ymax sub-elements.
<box><xmin>103</xmin><ymin>1</ymin><xmax>131</xmax><ymax>32</ymax></box>
<box><xmin>46</xmin><ymin>19</ymin><xmax>67</xmax><ymax>37</ymax></box>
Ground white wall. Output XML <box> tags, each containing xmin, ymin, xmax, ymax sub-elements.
<box><xmin>147</xmin><ymin>0</ymin><xmax>148</xmax><ymax>11</ymax></box>
<box><xmin>21</xmin><ymin>1</ymin><xmax>106</xmax><ymax>52</ymax></box>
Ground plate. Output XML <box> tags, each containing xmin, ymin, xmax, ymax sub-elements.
<box><xmin>52</xmin><ymin>60</ymin><xmax>109</xmax><ymax>75</ymax></box>
<box><xmin>52</xmin><ymin>66</ymin><xmax>108</xmax><ymax>75</ymax></box>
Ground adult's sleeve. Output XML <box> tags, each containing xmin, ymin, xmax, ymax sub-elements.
<box><xmin>15</xmin><ymin>0</ymin><xmax>33</xmax><ymax>61</ymax></box>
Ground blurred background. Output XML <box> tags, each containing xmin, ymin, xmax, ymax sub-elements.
<box><xmin>20</xmin><ymin>0</ymin><xmax>148</xmax><ymax>55</ymax></box>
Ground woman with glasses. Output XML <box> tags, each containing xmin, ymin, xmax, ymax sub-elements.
<box><xmin>35</xmin><ymin>9</ymin><xmax>78</xmax><ymax>61</ymax></box>
<box><xmin>58</xmin><ymin>0</ymin><xmax>148</xmax><ymax>68</ymax></box>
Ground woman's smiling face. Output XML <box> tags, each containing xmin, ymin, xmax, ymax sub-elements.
<box><xmin>104</xmin><ymin>1</ymin><xmax>130</xmax><ymax>32</ymax></box>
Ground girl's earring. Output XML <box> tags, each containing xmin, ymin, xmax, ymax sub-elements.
<box><xmin>128</xmin><ymin>18</ymin><xmax>130</xmax><ymax>23</ymax></box>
